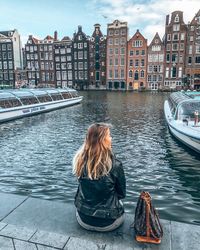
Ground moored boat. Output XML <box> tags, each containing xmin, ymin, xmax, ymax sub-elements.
<box><xmin>164</xmin><ymin>91</ymin><xmax>200</xmax><ymax>153</ymax></box>
<box><xmin>0</xmin><ymin>88</ymin><xmax>83</xmax><ymax>123</ymax></box>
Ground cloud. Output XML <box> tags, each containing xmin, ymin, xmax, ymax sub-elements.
<box><xmin>90</xmin><ymin>0</ymin><xmax>200</xmax><ymax>43</ymax></box>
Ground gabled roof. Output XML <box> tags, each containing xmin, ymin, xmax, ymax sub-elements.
<box><xmin>0</xmin><ymin>30</ymin><xmax>16</xmax><ymax>37</ymax></box>
<box><xmin>190</xmin><ymin>9</ymin><xmax>200</xmax><ymax>25</ymax></box>
<box><xmin>61</xmin><ymin>36</ymin><xmax>71</xmax><ymax>41</ymax></box>
<box><xmin>129</xmin><ymin>29</ymin><xmax>147</xmax><ymax>42</ymax></box>
<box><xmin>149</xmin><ymin>32</ymin><xmax>163</xmax><ymax>47</ymax></box>
<box><xmin>44</xmin><ymin>35</ymin><xmax>54</xmax><ymax>40</ymax></box>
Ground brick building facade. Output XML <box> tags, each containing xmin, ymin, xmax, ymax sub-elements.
<box><xmin>106</xmin><ymin>20</ymin><xmax>128</xmax><ymax>90</ymax></box>
<box><xmin>127</xmin><ymin>30</ymin><xmax>147</xmax><ymax>90</ymax></box>
<box><xmin>89</xmin><ymin>24</ymin><xmax>106</xmax><ymax>89</ymax></box>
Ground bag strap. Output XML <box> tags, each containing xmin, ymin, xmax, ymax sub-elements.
<box><xmin>141</xmin><ymin>192</ymin><xmax>163</xmax><ymax>239</ymax></box>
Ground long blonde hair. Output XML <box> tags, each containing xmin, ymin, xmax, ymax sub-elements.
<box><xmin>73</xmin><ymin>123</ymin><xmax>112</xmax><ymax>180</ymax></box>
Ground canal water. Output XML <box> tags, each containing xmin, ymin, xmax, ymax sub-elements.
<box><xmin>0</xmin><ymin>91</ymin><xmax>200</xmax><ymax>225</ymax></box>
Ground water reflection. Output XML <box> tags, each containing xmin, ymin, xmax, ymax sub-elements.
<box><xmin>0</xmin><ymin>91</ymin><xmax>199</xmax><ymax>225</ymax></box>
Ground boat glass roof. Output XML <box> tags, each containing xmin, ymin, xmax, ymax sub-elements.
<box><xmin>0</xmin><ymin>88</ymin><xmax>77</xmax><ymax>100</ymax></box>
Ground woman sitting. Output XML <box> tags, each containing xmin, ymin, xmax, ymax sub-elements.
<box><xmin>73</xmin><ymin>123</ymin><xmax>126</xmax><ymax>232</ymax></box>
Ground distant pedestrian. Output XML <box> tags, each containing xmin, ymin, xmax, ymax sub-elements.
<box><xmin>73</xmin><ymin>123</ymin><xmax>126</xmax><ymax>232</ymax></box>
<box><xmin>194</xmin><ymin>110</ymin><xmax>199</xmax><ymax>126</ymax></box>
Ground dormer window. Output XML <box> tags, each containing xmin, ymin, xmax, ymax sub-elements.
<box><xmin>174</xmin><ymin>14</ymin><xmax>179</xmax><ymax>23</ymax></box>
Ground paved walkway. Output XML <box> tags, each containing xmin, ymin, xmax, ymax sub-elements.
<box><xmin>0</xmin><ymin>192</ymin><xmax>199</xmax><ymax>250</ymax></box>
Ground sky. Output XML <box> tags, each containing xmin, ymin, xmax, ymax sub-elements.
<box><xmin>0</xmin><ymin>0</ymin><xmax>199</xmax><ymax>46</ymax></box>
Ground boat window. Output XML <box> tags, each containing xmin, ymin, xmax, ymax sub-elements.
<box><xmin>0</xmin><ymin>98</ymin><xmax>22</xmax><ymax>109</ymax></box>
<box><xmin>168</xmin><ymin>97</ymin><xmax>176</xmax><ymax>116</ymax></box>
<box><xmin>50</xmin><ymin>93</ymin><xmax>63</xmax><ymax>101</ymax></box>
<box><xmin>37</xmin><ymin>95</ymin><xmax>52</xmax><ymax>103</ymax></box>
<box><xmin>62</xmin><ymin>92</ymin><xmax>71</xmax><ymax>99</ymax></box>
<box><xmin>178</xmin><ymin>102</ymin><xmax>200</xmax><ymax>120</ymax></box>
<box><xmin>70</xmin><ymin>91</ymin><xmax>79</xmax><ymax>98</ymax></box>
<box><xmin>20</xmin><ymin>97</ymin><xmax>39</xmax><ymax>105</ymax></box>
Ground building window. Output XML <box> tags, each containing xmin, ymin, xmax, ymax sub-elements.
<box><xmin>172</xmin><ymin>43</ymin><xmax>178</xmax><ymax>51</ymax></box>
<box><xmin>148</xmin><ymin>75</ymin><xmax>152</xmax><ymax>81</ymax></box>
<box><xmin>130</xmin><ymin>50</ymin><xmax>134</xmax><ymax>56</ymax></box>
<box><xmin>159</xmin><ymin>54</ymin><xmax>164</xmax><ymax>62</ymax></box>
<box><xmin>120</xmin><ymin>47</ymin><xmax>125</xmax><ymax>55</ymax></box>
<box><xmin>120</xmin><ymin>38</ymin><xmax>125</xmax><ymax>45</ymax></box>
<box><xmin>180</xmin><ymin>43</ymin><xmax>184</xmax><ymax>51</ymax></box>
<box><xmin>148</xmin><ymin>65</ymin><xmax>152</xmax><ymax>73</ymax></box>
<box><xmin>173</xmin><ymin>33</ymin><xmax>179</xmax><ymax>41</ymax></box>
<box><xmin>179</xmin><ymin>55</ymin><xmax>183</xmax><ymax>63</ymax></box>
<box><xmin>195</xmin><ymin>56</ymin><xmax>200</xmax><ymax>64</ymax></box>
<box><xmin>109</xmin><ymin>48</ymin><xmax>113</xmax><ymax>55</ymax></box>
<box><xmin>129</xmin><ymin>70</ymin><xmax>133</xmax><ymax>78</ymax></box>
<box><xmin>115</xmin><ymin>38</ymin><xmax>119</xmax><ymax>45</ymax></box>
<box><xmin>109</xmin><ymin>38</ymin><xmax>113</xmax><ymax>45</ymax></box>
<box><xmin>153</xmin><ymin>75</ymin><xmax>157</xmax><ymax>82</ymax></box>
<box><xmin>78</xmin><ymin>62</ymin><xmax>83</xmax><ymax>69</ymax></box>
<box><xmin>109</xmin><ymin>58</ymin><xmax>113</xmax><ymax>66</ymax></box>
<box><xmin>136</xmin><ymin>50</ymin><xmax>139</xmax><ymax>55</ymax></box>
<box><xmin>8</xmin><ymin>52</ymin><xmax>12</xmax><ymax>59</ymax></box>
<box><xmin>140</xmin><ymin>70</ymin><xmax>144</xmax><ymax>78</ymax></box>
<box><xmin>115</xmin><ymin>48</ymin><xmax>119</xmax><ymax>55</ymax></box>
<box><xmin>115</xmin><ymin>29</ymin><xmax>119</xmax><ymax>35</ymax></box>
<box><xmin>129</xmin><ymin>59</ymin><xmax>133</xmax><ymax>67</ymax></box>
<box><xmin>133</xmin><ymin>40</ymin><xmax>143</xmax><ymax>47</ymax></box>
<box><xmin>189</xmin><ymin>45</ymin><xmax>192</xmax><ymax>54</ymax></box>
<box><xmin>135</xmin><ymin>59</ymin><xmax>139</xmax><ymax>67</ymax></box>
<box><xmin>134</xmin><ymin>71</ymin><xmax>139</xmax><ymax>80</ymax></box>
<box><xmin>180</xmin><ymin>33</ymin><xmax>185</xmax><ymax>41</ymax></box>
<box><xmin>152</xmin><ymin>45</ymin><xmax>161</xmax><ymax>51</ymax></box>
<box><xmin>78</xmin><ymin>51</ymin><xmax>83</xmax><ymax>59</ymax></box>
<box><xmin>7</xmin><ymin>44</ymin><xmax>12</xmax><ymax>50</ymax></box>
<box><xmin>8</xmin><ymin>61</ymin><xmax>13</xmax><ymax>69</ymax></box>
<box><xmin>196</xmin><ymin>45</ymin><xmax>200</xmax><ymax>54</ymax></box>
<box><xmin>172</xmin><ymin>54</ymin><xmax>178</xmax><ymax>62</ymax></box>
<box><xmin>174</xmin><ymin>14</ymin><xmax>179</xmax><ymax>23</ymax></box>
<box><xmin>158</xmin><ymin>65</ymin><xmax>163</xmax><ymax>73</ymax></box>
<box><xmin>167</xmin><ymin>34</ymin><xmax>171</xmax><ymax>41</ymax></box>
<box><xmin>121</xmin><ymin>69</ymin><xmax>125</xmax><ymax>78</ymax></box>
<box><xmin>121</xmin><ymin>57</ymin><xmax>125</xmax><ymax>66</ymax></box>
<box><xmin>115</xmin><ymin>58</ymin><xmax>118</xmax><ymax>66</ymax></box>
<box><xmin>173</xmin><ymin>24</ymin><xmax>180</xmax><ymax>31</ymax></box>
<box><xmin>141</xmin><ymin>50</ymin><xmax>145</xmax><ymax>55</ymax></box>
<box><xmin>165</xmin><ymin>67</ymin><xmax>169</xmax><ymax>78</ymax></box>
<box><xmin>114</xmin><ymin>69</ymin><xmax>118</xmax><ymax>78</ymax></box>
<box><xmin>148</xmin><ymin>54</ymin><xmax>152</xmax><ymax>62</ymax></box>
<box><xmin>166</xmin><ymin>44</ymin><xmax>170</xmax><ymax>51</ymax></box>
<box><xmin>166</xmin><ymin>54</ymin><xmax>170</xmax><ymax>62</ymax></box>
<box><xmin>141</xmin><ymin>59</ymin><xmax>145</xmax><ymax>67</ymax></box>
<box><xmin>153</xmin><ymin>65</ymin><xmax>158</xmax><ymax>72</ymax></box>
<box><xmin>109</xmin><ymin>70</ymin><xmax>112</xmax><ymax>78</ymax></box>
<box><xmin>109</xmin><ymin>30</ymin><xmax>113</xmax><ymax>36</ymax></box>
<box><xmin>172</xmin><ymin>67</ymin><xmax>177</xmax><ymax>78</ymax></box>
<box><xmin>188</xmin><ymin>57</ymin><xmax>192</xmax><ymax>64</ymax></box>
<box><xmin>78</xmin><ymin>43</ymin><xmax>83</xmax><ymax>49</ymax></box>
<box><xmin>178</xmin><ymin>67</ymin><xmax>182</xmax><ymax>78</ymax></box>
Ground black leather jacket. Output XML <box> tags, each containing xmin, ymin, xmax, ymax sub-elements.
<box><xmin>74</xmin><ymin>155</ymin><xmax>126</xmax><ymax>220</ymax></box>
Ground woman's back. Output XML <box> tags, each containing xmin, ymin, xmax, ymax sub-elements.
<box><xmin>73</xmin><ymin>123</ymin><xmax>126</xmax><ymax>231</ymax></box>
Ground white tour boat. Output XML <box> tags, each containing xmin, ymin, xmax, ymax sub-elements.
<box><xmin>164</xmin><ymin>91</ymin><xmax>200</xmax><ymax>153</ymax></box>
<box><xmin>0</xmin><ymin>88</ymin><xmax>83</xmax><ymax>123</ymax></box>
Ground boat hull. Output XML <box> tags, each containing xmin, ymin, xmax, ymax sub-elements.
<box><xmin>164</xmin><ymin>100</ymin><xmax>200</xmax><ymax>154</ymax></box>
<box><xmin>0</xmin><ymin>96</ymin><xmax>82</xmax><ymax>123</ymax></box>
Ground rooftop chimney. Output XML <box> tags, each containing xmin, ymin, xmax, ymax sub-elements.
<box><xmin>54</xmin><ymin>31</ymin><xmax>58</xmax><ymax>41</ymax></box>
<box><xmin>166</xmin><ymin>15</ymin><xmax>169</xmax><ymax>25</ymax></box>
